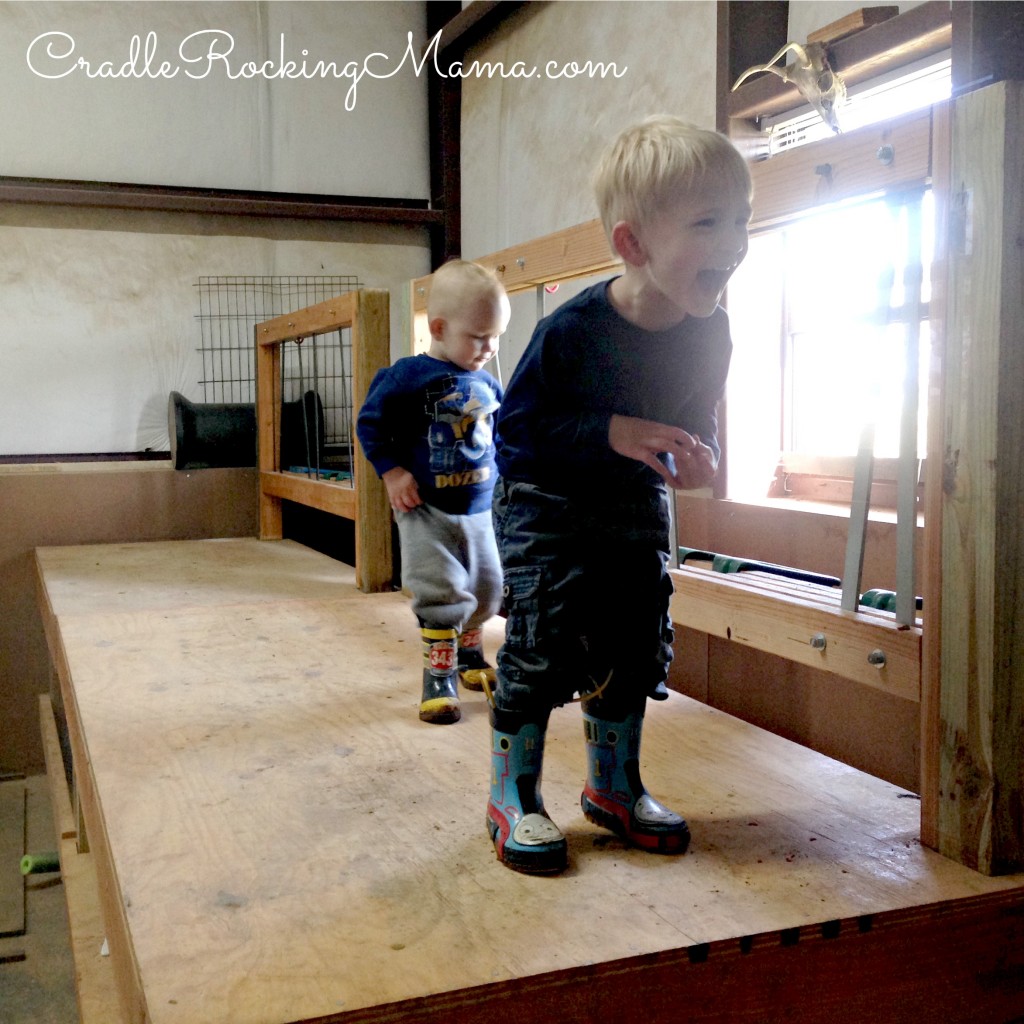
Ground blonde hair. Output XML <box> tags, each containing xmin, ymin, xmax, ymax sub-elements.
<box><xmin>427</xmin><ymin>259</ymin><xmax>508</xmax><ymax>321</ymax></box>
<box><xmin>593</xmin><ymin>115</ymin><xmax>752</xmax><ymax>240</ymax></box>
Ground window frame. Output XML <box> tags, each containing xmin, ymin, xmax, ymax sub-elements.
<box><xmin>725</xmin><ymin>105</ymin><xmax>938</xmax><ymax>509</ymax></box>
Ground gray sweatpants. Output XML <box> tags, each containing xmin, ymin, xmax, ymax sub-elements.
<box><xmin>396</xmin><ymin>502</ymin><xmax>502</xmax><ymax>631</ymax></box>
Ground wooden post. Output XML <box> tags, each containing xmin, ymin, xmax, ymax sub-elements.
<box><xmin>409</xmin><ymin>279</ymin><xmax>431</xmax><ymax>356</ymax></box>
<box><xmin>254</xmin><ymin>291</ymin><xmax>393</xmax><ymax>592</ymax></box>
<box><xmin>256</xmin><ymin>327</ymin><xmax>284</xmax><ymax>540</ymax></box>
<box><xmin>931</xmin><ymin>81</ymin><xmax>1024</xmax><ymax>874</ymax></box>
<box><xmin>919</xmin><ymin>100</ymin><xmax>952</xmax><ymax>852</ymax></box>
<box><xmin>352</xmin><ymin>290</ymin><xmax>394</xmax><ymax>593</ymax></box>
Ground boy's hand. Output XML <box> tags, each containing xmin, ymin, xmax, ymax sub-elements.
<box><xmin>382</xmin><ymin>467</ymin><xmax>422</xmax><ymax>512</ymax></box>
<box><xmin>608</xmin><ymin>414</ymin><xmax>717</xmax><ymax>490</ymax></box>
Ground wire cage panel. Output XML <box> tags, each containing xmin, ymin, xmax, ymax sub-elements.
<box><xmin>279</xmin><ymin>329</ymin><xmax>356</xmax><ymax>483</ymax></box>
<box><xmin>195</xmin><ymin>276</ymin><xmax>361</xmax><ymax>405</ymax></box>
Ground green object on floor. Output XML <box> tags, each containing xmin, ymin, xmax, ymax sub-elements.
<box><xmin>20</xmin><ymin>852</ymin><xmax>60</xmax><ymax>876</ymax></box>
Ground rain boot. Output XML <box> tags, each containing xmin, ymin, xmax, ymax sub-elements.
<box><xmin>419</xmin><ymin>626</ymin><xmax>460</xmax><ymax>724</ymax></box>
<box><xmin>486</xmin><ymin>706</ymin><xmax>568</xmax><ymax>874</ymax></box>
<box><xmin>580</xmin><ymin>707</ymin><xmax>690</xmax><ymax>854</ymax></box>
<box><xmin>457</xmin><ymin>628</ymin><xmax>495</xmax><ymax>693</ymax></box>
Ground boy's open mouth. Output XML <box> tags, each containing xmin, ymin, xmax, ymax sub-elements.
<box><xmin>697</xmin><ymin>269</ymin><xmax>732</xmax><ymax>293</ymax></box>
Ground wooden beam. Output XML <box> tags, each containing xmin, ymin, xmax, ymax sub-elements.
<box><xmin>411</xmin><ymin>219</ymin><xmax>619</xmax><ymax>312</ymax></box>
<box><xmin>669</xmin><ymin>566</ymin><xmax>921</xmax><ymax>702</ymax></box>
<box><xmin>729</xmin><ymin>0</ymin><xmax>952</xmax><ymax>122</ymax></box>
<box><xmin>256</xmin><ymin>331</ymin><xmax>284</xmax><ymax>540</ymax></box>
<box><xmin>255</xmin><ymin>293</ymin><xmax>356</xmax><ymax>348</ymax></box>
<box><xmin>351</xmin><ymin>290</ymin><xmax>394</xmax><ymax>593</ymax></box>
<box><xmin>919</xmin><ymin>99</ymin><xmax>952</xmax><ymax>852</ymax></box>
<box><xmin>951</xmin><ymin>1</ymin><xmax>1024</xmax><ymax>94</ymax></box>
<box><xmin>426</xmin><ymin>2</ymin><xmax>464</xmax><ymax>267</ymax></box>
<box><xmin>0</xmin><ymin>176</ymin><xmax>441</xmax><ymax>225</ymax></box>
<box><xmin>934</xmin><ymin>81</ymin><xmax>1024</xmax><ymax>874</ymax></box>
<box><xmin>260</xmin><ymin>471</ymin><xmax>356</xmax><ymax>521</ymax></box>
<box><xmin>748</xmin><ymin>107</ymin><xmax>932</xmax><ymax>228</ymax></box>
<box><xmin>808</xmin><ymin>7</ymin><xmax>900</xmax><ymax>47</ymax></box>
<box><xmin>432</xmin><ymin>1</ymin><xmax>531</xmax><ymax>56</ymax></box>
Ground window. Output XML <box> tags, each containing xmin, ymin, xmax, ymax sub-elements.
<box><xmin>763</xmin><ymin>56</ymin><xmax>951</xmax><ymax>156</ymax></box>
<box><xmin>724</xmin><ymin>41</ymin><xmax>949</xmax><ymax>506</ymax></box>
<box><xmin>727</xmin><ymin>184</ymin><xmax>934</xmax><ymax>504</ymax></box>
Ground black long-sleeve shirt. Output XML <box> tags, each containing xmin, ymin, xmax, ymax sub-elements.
<box><xmin>495</xmin><ymin>279</ymin><xmax>732</xmax><ymax>501</ymax></box>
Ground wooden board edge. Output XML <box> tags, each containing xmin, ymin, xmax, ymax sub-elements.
<box><xmin>38</xmin><ymin>695</ymin><xmax>129</xmax><ymax>1024</ymax></box>
<box><xmin>329</xmin><ymin>886</ymin><xmax>1024</xmax><ymax>1023</ymax></box>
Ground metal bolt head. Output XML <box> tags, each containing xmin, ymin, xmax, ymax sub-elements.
<box><xmin>868</xmin><ymin>649</ymin><xmax>887</xmax><ymax>667</ymax></box>
<box><xmin>810</xmin><ymin>633</ymin><xmax>827</xmax><ymax>650</ymax></box>
<box><xmin>877</xmin><ymin>144</ymin><xmax>895</xmax><ymax>166</ymax></box>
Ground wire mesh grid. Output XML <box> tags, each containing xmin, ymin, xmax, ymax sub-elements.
<box><xmin>195</xmin><ymin>275</ymin><xmax>362</xmax><ymax>482</ymax></box>
<box><xmin>279</xmin><ymin>329</ymin><xmax>356</xmax><ymax>482</ymax></box>
<box><xmin>194</xmin><ymin>276</ymin><xmax>361</xmax><ymax>404</ymax></box>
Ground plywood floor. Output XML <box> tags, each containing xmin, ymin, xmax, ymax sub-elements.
<box><xmin>36</xmin><ymin>538</ymin><xmax>1024</xmax><ymax>1024</ymax></box>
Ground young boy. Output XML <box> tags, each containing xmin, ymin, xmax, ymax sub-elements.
<box><xmin>357</xmin><ymin>260</ymin><xmax>510</xmax><ymax>724</ymax></box>
<box><xmin>486</xmin><ymin>116</ymin><xmax>752</xmax><ymax>873</ymax></box>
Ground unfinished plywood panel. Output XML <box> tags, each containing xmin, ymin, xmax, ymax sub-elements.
<box><xmin>36</xmin><ymin>539</ymin><xmax>1024</xmax><ymax>1023</ymax></box>
<box><xmin>934</xmin><ymin>81</ymin><xmax>1024</xmax><ymax>874</ymax></box>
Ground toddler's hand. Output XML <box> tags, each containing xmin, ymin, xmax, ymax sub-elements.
<box><xmin>383</xmin><ymin>467</ymin><xmax>422</xmax><ymax>512</ymax></box>
<box><xmin>608</xmin><ymin>414</ymin><xmax>717</xmax><ymax>490</ymax></box>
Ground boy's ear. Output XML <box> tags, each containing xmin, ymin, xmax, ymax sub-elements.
<box><xmin>428</xmin><ymin>316</ymin><xmax>447</xmax><ymax>341</ymax></box>
<box><xmin>611</xmin><ymin>221</ymin><xmax>647</xmax><ymax>267</ymax></box>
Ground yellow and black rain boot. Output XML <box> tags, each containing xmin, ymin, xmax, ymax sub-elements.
<box><xmin>457</xmin><ymin>627</ymin><xmax>495</xmax><ymax>693</ymax></box>
<box><xmin>486</xmin><ymin>706</ymin><xmax>567</xmax><ymax>874</ymax></box>
<box><xmin>419</xmin><ymin>626</ymin><xmax>460</xmax><ymax>724</ymax></box>
<box><xmin>580</xmin><ymin>706</ymin><xmax>690</xmax><ymax>854</ymax></box>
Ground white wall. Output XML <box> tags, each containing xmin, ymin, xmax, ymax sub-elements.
<box><xmin>459</xmin><ymin>0</ymin><xmax>717</xmax><ymax>380</ymax></box>
<box><xmin>460</xmin><ymin>0</ymin><xmax>717</xmax><ymax>258</ymax></box>
<box><xmin>0</xmin><ymin>204</ymin><xmax>429</xmax><ymax>454</ymax></box>
<box><xmin>0</xmin><ymin>1</ymin><xmax>433</xmax><ymax>455</ymax></box>
<box><xmin>1</xmin><ymin>0</ymin><xmax>429</xmax><ymax>196</ymax></box>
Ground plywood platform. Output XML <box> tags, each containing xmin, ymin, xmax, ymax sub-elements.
<box><xmin>35</xmin><ymin>539</ymin><xmax>1024</xmax><ymax>1023</ymax></box>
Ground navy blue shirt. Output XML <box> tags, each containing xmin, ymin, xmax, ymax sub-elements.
<box><xmin>495</xmin><ymin>279</ymin><xmax>732</xmax><ymax>499</ymax></box>
<box><xmin>357</xmin><ymin>354</ymin><xmax>503</xmax><ymax>515</ymax></box>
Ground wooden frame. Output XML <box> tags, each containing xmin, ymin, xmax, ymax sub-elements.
<box><xmin>927</xmin><ymin>81</ymin><xmax>1024</xmax><ymax>874</ymax></box>
<box><xmin>255</xmin><ymin>289</ymin><xmax>393</xmax><ymax>593</ymax></box>
<box><xmin>409</xmin><ymin>218</ymin><xmax>620</xmax><ymax>352</ymax></box>
<box><xmin>420</xmin><ymin>79</ymin><xmax>1024</xmax><ymax>874</ymax></box>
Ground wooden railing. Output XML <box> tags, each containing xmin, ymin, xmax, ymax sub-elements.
<box><xmin>255</xmin><ymin>289</ymin><xmax>393</xmax><ymax>593</ymax></box>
